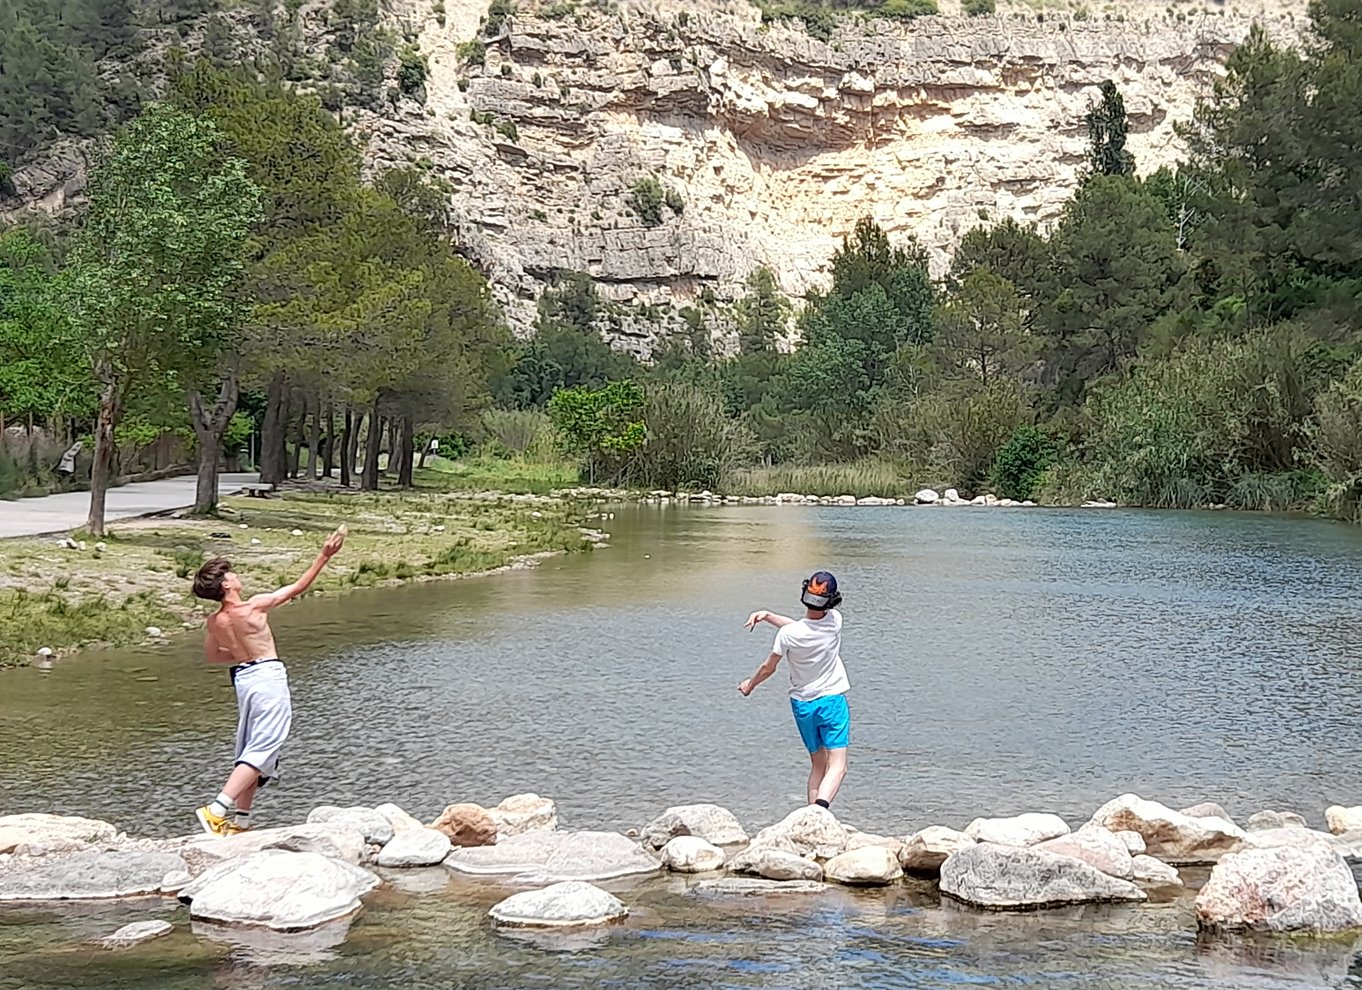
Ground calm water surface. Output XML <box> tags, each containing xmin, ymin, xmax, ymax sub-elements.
<box><xmin>5</xmin><ymin>504</ymin><xmax>1362</xmax><ymax>989</ymax></box>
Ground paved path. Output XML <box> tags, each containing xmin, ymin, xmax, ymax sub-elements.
<box><xmin>0</xmin><ymin>473</ymin><xmax>258</xmax><ymax>539</ymax></box>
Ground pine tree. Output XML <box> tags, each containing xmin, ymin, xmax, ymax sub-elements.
<box><xmin>1085</xmin><ymin>79</ymin><xmax>1136</xmax><ymax>179</ymax></box>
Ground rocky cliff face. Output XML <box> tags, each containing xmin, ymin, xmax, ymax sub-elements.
<box><xmin>360</xmin><ymin>0</ymin><xmax>1303</xmax><ymax>341</ymax></box>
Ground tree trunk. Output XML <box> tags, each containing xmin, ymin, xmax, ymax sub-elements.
<box><xmin>260</xmin><ymin>371</ymin><xmax>289</xmax><ymax>485</ymax></box>
<box><xmin>398</xmin><ymin>415</ymin><xmax>415</xmax><ymax>487</ymax></box>
<box><xmin>361</xmin><ymin>398</ymin><xmax>383</xmax><ymax>491</ymax></box>
<box><xmin>383</xmin><ymin>417</ymin><xmax>398</xmax><ymax>475</ymax></box>
<box><xmin>339</xmin><ymin>407</ymin><xmax>353</xmax><ymax>488</ymax></box>
<box><xmin>87</xmin><ymin>372</ymin><xmax>121</xmax><ymax>538</ymax></box>
<box><xmin>323</xmin><ymin>402</ymin><xmax>335</xmax><ymax>478</ymax></box>
<box><xmin>308</xmin><ymin>394</ymin><xmax>322</xmax><ymax>480</ymax></box>
<box><xmin>289</xmin><ymin>394</ymin><xmax>305</xmax><ymax>478</ymax></box>
<box><xmin>418</xmin><ymin>440</ymin><xmax>430</xmax><ymax>469</ymax></box>
<box><xmin>189</xmin><ymin>375</ymin><xmax>240</xmax><ymax>516</ymax></box>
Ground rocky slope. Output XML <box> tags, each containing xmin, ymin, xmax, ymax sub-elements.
<box><xmin>361</xmin><ymin>0</ymin><xmax>1304</xmax><ymax>337</ymax></box>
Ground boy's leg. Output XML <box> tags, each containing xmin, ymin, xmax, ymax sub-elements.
<box><xmin>815</xmin><ymin>748</ymin><xmax>848</xmax><ymax>806</ymax></box>
<box><xmin>807</xmin><ymin>749</ymin><xmax>829</xmax><ymax>804</ymax></box>
<box><xmin>812</xmin><ymin>694</ymin><xmax>851</xmax><ymax>806</ymax></box>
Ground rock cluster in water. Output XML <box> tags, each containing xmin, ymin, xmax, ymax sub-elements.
<box><xmin>6</xmin><ymin>792</ymin><xmax>1362</xmax><ymax>950</ymax></box>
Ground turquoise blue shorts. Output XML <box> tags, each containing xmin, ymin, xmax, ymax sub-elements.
<box><xmin>790</xmin><ymin>694</ymin><xmax>850</xmax><ymax>753</ymax></box>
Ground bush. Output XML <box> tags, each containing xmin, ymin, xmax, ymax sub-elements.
<box><xmin>962</xmin><ymin>0</ymin><xmax>994</xmax><ymax>14</ymax></box>
<box><xmin>456</xmin><ymin>39</ymin><xmax>486</xmax><ymax>66</ymax></box>
<box><xmin>1309</xmin><ymin>356</ymin><xmax>1362</xmax><ymax>521</ymax></box>
<box><xmin>628</xmin><ymin>177</ymin><xmax>665</xmax><ymax>226</ymax></box>
<box><xmin>478</xmin><ymin>408</ymin><xmax>553</xmax><ymax>455</ymax></box>
<box><xmin>873</xmin><ymin>381</ymin><xmax>1030</xmax><ymax>488</ymax></box>
<box><xmin>879</xmin><ymin>0</ymin><xmax>938</xmax><ymax>18</ymax></box>
<box><xmin>484</xmin><ymin>0</ymin><xmax>514</xmax><ymax>36</ymax></box>
<box><xmin>398</xmin><ymin>44</ymin><xmax>428</xmax><ymax>97</ymax></box>
<box><xmin>990</xmin><ymin>425</ymin><xmax>1057</xmax><ymax>501</ymax></box>
<box><xmin>625</xmin><ymin>383</ymin><xmax>756</xmax><ymax>490</ymax></box>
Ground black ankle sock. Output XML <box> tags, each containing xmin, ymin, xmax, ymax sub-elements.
<box><xmin>815</xmin><ymin>798</ymin><xmax>830</xmax><ymax>809</ymax></box>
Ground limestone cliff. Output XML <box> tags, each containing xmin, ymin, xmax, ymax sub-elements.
<box><xmin>360</xmin><ymin>0</ymin><xmax>1304</xmax><ymax>338</ymax></box>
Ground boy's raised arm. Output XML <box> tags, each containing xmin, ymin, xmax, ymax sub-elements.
<box><xmin>745</xmin><ymin>610</ymin><xmax>795</xmax><ymax>630</ymax></box>
<box><xmin>250</xmin><ymin>525</ymin><xmax>347</xmax><ymax>610</ymax></box>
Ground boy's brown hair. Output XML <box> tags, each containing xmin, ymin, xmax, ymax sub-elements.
<box><xmin>193</xmin><ymin>558</ymin><xmax>233</xmax><ymax>602</ymax></box>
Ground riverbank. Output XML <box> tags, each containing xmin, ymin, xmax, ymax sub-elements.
<box><xmin>0</xmin><ymin>486</ymin><xmax>601</xmax><ymax>668</ymax></box>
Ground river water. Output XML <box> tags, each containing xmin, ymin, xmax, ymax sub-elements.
<box><xmin>5</xmin><ymin>504</ymin><xmax>1362</xmax><ymax>988</ymax></box>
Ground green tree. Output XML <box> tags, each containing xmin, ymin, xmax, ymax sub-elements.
<box><xmin>933</xmin><ymin>270</ymin><xmax>1033</xmax><ymax>387</ymax></box>
<box><xmin>734</xmin><ymin>265</ymin><xmax>790</xmax><ymax>354</ymax></box>
<box><xmin>548</xmin><ymin>380</ymin><xmax>647</xmax><ymax>483</ymax></box>
<box><xmin>64</xmin><ymin>103</ymin><xmax>261</xmax><ymax>535</ymax></box>
<box><xmin>1085</xmin><ymin>79</ymin><xmax>1135</xmax><ymax>179</ymax></box>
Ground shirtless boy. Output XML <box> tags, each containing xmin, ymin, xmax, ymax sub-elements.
<box><xmin>739</xmin><ymin>571</ymin><xmax>851</xmax><ymax>809</ymax></box>
<box><xmin>190</xmin><ymin>525</ymin><xmax>346</xmax><ymax>835</ymax></box>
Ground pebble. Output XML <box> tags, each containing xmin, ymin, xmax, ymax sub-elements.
<box><xmin>291</xmin><ymin>529</ymin><xmax>303</xmax><ymax>536</ymax></box>
<box><xmin>94</xmin><ymin>542</ymin><xmax>108</xmax><ymax>553</ymax></box>
<box><xmin>144</xmin><ymin>627</ymin><xmax>163</xmax><ymax>638</ymax></box>
<box><xmin>239</xmin><ymin>524</ymin><xmax>248</xmax><ymax>529</ymax></box>
<box><xmin>251</xmin><ymin>538</ymin><xmax>262</xmax><ymax>545</ymax></box>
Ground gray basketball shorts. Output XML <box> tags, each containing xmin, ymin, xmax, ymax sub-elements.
<box><xmin>231</xmin><ymin>660</ymin><xmax>292</xmax><ymax>781</ymax></box>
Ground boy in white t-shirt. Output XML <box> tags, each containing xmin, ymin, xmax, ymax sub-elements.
<box><xmin>739</xmin><ymin>571</ymin><xmax>850</xmax><ymax>809</ymax></box>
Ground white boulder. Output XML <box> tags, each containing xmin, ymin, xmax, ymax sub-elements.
<box><xmin>659</xmin><ymin>836</ymin><xmax>725</xmax><ymax>873</ymax></box>
<box><xmin>1035</xmin><ymin>828</ymin><xmax>1134</xmax><ymax>880</ymax></box>
<box><xmin>823</xmin><ymin>846</ymin><xmax>903</xmax><ymax>886</ymax></box>
<box><xmin>914</xmin><ymin>489</ymin><xmax>940</xmax><ymax>505</ymax></box>
<box><xmin>940</xmin><ymin>843</ymin><xmax>1146</xmax><ymax>910</ymax></box>
<box><xmin>1326</xmin><ymin>805</ymin><xmax>1362</xmax><ymax>835</ymax></box>
<box><xmin>0</xmin><ymin>813</ymin><xmax>119</xmax><ymax>856</ymax></box>
<box><xmin>749</xmin><ymin>806</ymin><xmax>849</xmax><ymax>861</ymax></box>
<box><xmin>487</xmin><ymin>794</ymin><xmax>558</xmax><ymax>837</ymax></box>
<box><xmin>728</xmin><ymin>841</ymin><xmax>824</xmax><ymax>882</ymax></box>
<box><xmin>1131</xmin><ymin>855</ymin><xmax>1183</xmax><ymax>886</ymax></box>
<box><xmin>375</xmin><ymin>827</ymin><xmax>452</xmax><ymax>868</ymax></box>
<box><xmin>96</xmin><ymin>920</ymin><xmax>174</xmax><ymax>949</ymax></box>
<box><xmin>180</xmin><ymin>849</ymin><xmax>379</xmax><ymax>931</ymax></box>
<box><xmin>444</xmin><ymin>830</ymin><xmax>660</xmax><ymax>883</ymax></box>
<box><xmin>1088</xmin><ymin>794</ymin><xmax>1247</xmax><ymax>864</ymax></box>
<box><xmin>898</xmin><ymin>826</ymin><xmax>975</xmax><ymax>876</ymax></box>
<box><xmin>1196</xmin><ymin>845</ymin><xmax>1362</xmax><ymax>933</ymax></box>
<box><xmin>640</xmin><ymin>804</ymin><xmax>748</xmax><ymax>849</ymax></box>
<box><xmin>181</xmin><ymin>822</ymin><xmax>365</xmax><ymax>877</ymax></box>
<box><xmin>306</xmin><ymin>806</ymin><xmax>394</xmax><ymax>846</ymax></box>
<box><xmin>374</xmin><ymin>803</ymin><xmax>425</xmax><ymax>835</ymax></box>
<box><xmin>964</xmin><ymin>813</ymin><xmax>1070</xmax><ymax>847</ymax></box>
<box><xmin>693</xmin><ymin>877</ymin><xmax>827</xmax><ymax>897</ymax></box>
<box><xmin>489</xmin><ymin>881</ymin><xmax>627</xmax><ymax>928</ymax></box>
<box><xmin>0</xmin><ymin>849</ymin><xmax>185</xmax><ymax>900</ymax></box>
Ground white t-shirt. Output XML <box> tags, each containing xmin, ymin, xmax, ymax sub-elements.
<box><xmin>772</xmin><ymin>610</ymin><xmax>850</xmax><ymax>701</ymax></box>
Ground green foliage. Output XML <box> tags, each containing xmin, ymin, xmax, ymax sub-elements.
<box><xmin>734</xmin><ymin>266</ymin><xmax>790</xmax><ymax>355</ymax></box>
<box><xmin>398</xmin><ymin>44</ymin><xmax>429</xmax><ymax>98</ymax></box>
<box><xmin>1085</xmin><ymin>80</ymin><xmax>1135</xmax><ymax>179</ymax></box>
<box><xmin>990</xmin><ymin>425</ymin><xmax>1056</xmax><ymax>500</ymax></box>
<box><xmin>477</xmin><ymin>407</ymin><xmax>552</xmax><ymax>455</ymax></box>
<box><xmin>628</xmin><ymin>176</ymin><xmax>682</xmax><ymax>226</ymax></box>
<box><xmin>485</xmin><ymin>0</ymin><xmax>514</xmax><ymax>36</ymax></box>
<box><xmin>625</xmin><ymin>383</ymin><xmax>755</xmax><ymax>490</ymax></box>
<box><xmin>962</xmin><ymin>0</ymin><xmax>994</xmax><ymax>14</ymax></box>
<box><xmin>547</xmin><ymin>379</ymin><xmax>646</xmax><ymax>483</ymax></box>
<box><xmin>878</xmin><ymin>0</ymin><xmax>937</xmax><ymax>17</ymax></box>
<box><xmin>0</xmin><ymin>160</ymin><xmax>15</xmax><ymax>198</ymax></box>
<box><xmin>457</xmin><ymin>39</ymin><xmax>487</xmax><ymax>66</ymax></box>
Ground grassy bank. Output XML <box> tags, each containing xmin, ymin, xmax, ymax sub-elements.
<box><xmin>0</xmin><ymin>488</ymin><xmax>597</xmax><ymax>668</ymax></box>
<box><xmin>418</xmin><ymin>454</ymin><xmax>578</xmax><ymax>495</ymax></box>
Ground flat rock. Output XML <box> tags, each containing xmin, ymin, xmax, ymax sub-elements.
<box><xmin>376</xmin><ymin>827</ymin><xmax>452</xmax><ymax>868</ymax></box>
<box><xmin>1088</xmin><ymin>794</ymin><xmax>1247</xmax><ymax>864</ymax></box>
<box><xmin>749</xmin><ymin>806</ymin><xmax>849</xmax><ymax>861</ymax></box>
<box><xmin>1113</xmin><ymin>830</ymin><xmax>1146</xmax><ymax>856</ymax></box>
<box><xmin>640</xmin><ymin>804</ymin><xmax>748</xmax><ymax>849</ymax></box>
<box><xmin>693</xmin><ymin>877</ymin><xmax>827</xmax><ymax>897</ymax></box>
<box><xmin>1196</xmin><ymin>845</ymin><xmax>1362</xmax><ymax>933</ymax></box>
<box><xmin>899</xmin><ymin>826</ymin><xmax>975</xmax><ymax>876</ymax></box>
<box><xmin>0</xmin><ymin>814</ymin><xmax>120</xmax><ymax>856</ymax></box>
<box><xmin>823</xmin><ymin>846</ymin><xmax>903</xmax><ymax>886</ymax></box>
<box><xmin>844</xmin><ymin>831</ymin><xmax>905</xmax><ymax>858</ymax></box>
<box><xmin>728</xmin><ymin>842</ymin><xmax>824</xmax><ymax>881</ymax></box>
<box><xmin>1131</xmin><ymin>854</ymin><xmax>1182</xmax><ymax>886</ymax></box>
<box><xmin>1326</xmin><ymin>805</ymin><xmax>1362</xmax><ymax>835</ymax></box>
<box><xmin>180</xmin><ymin>849</ymin><xmax>379</xmax><ymax>931</ymax></box>
<box><xmin>660</xmin><ymin>836</ymin><xmax>725</xmax><ymax>873</ymax></box>
<box><xmin>96</xmin><ymin>920</ymin><xmax>174</xmax><ymax>948</ymax></box>
<box><xmin>1036</xmin><ymin>828</ymin><xmax>1134</xmax><ymax>880</ymax></box>
<box><xmin>431</xmin><ymin>803</ymin><xmax>498</xmax><ymax>848</ymax></box>
<box><xmin>939</xmin><ymin>843</ymin><xmax>1147</xmax><ymax>910</ymax></box>
<box><xmin>0</xmin><ymin>848</ymin><xmax>185</xmax><ymax>900</ymax></box>
<box><xmin>374</xmin><ymin>803</ymin><xmax>425</xmax><ymax>835</ymax></box>
<box><xmin>444</xmin><ymin>830</ymin><xmax>660</xmax><ymax>882</ymax></box>
<box><xmin>488</xmin><ymin>794</ymin><xmax>558</xmax><ymax>837</ymax></box>
<box><xmin>181</xmin><ymin>823</ymin><xmax>365</xmax><ymax>877</ymax></box>
<box><xmin>306</xmin><ymin>806</ymin><xmax>394</xmax><ymax>846</ymax></box>
<box><xmin>489</xmin><ymin>881</ymin><xmax>627</xmax><ymax>927</ymax></box>
<box><xmin>1247</xmin><ymin>810</ymin><xmax>1308</xmax><ymax>831</ymax></box>
<box><xmin>160</xmin><ymin>870</ymin><xmax>191</xmax><ymax>895</ymax></box>
<box><xmin>964</xmin><ymin>813</ymin><xmax>1070</xmax><ymax>847</ymax></box>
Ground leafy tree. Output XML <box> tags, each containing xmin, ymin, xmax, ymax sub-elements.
<box><xmin>934</xmin><ymin>270</ymin><xmax>1033</xmax><ymax>387</ymax></box>
<box><xmin>1085</xmin><ymin>80</ymin><xmax>1135</xmax><ymax>179</ymax></box>
<box><xmin>63</xmin><ymin>103</ymin><xmax>261</xmax><ymax>534</ymax></box>
<box><xmin>734</xmin><ymin>265</ymin><xmax>790</xmax><ymax>355</ymax></box>
<box><xmin>990</xmin><ymin>425</ymin><xmax>1056</xmax><ymax>500</ymax></box>
<box><xmin>548</xmin><ymin>380</ymin><xmax>647</xmax><ymax>483</ymax></box>
<box><xmin>949</xmin><ymin>217</ymin><xmax>1050</xmax><ymax>302</ymax></box>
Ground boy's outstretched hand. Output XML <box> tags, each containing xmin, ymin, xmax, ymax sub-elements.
<box><xmin>322</xmin><ymin>524</ymin><xmax>348</xmax><ymax>558</ymax></box>
<box><xmin>744</xmin><ymin>610</ymin><xmax>769</xmax><ymax>630</ymax></box>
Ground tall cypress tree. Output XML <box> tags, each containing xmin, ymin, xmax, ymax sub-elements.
<box><xmin>1085</xmin><ymin>79</ymin><xmax>1136</xmax><ymax>179</ymax></box>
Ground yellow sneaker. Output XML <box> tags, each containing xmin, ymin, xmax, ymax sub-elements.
<box><xmin>195</xmin><ymin>806</ymin><xmax>232</xmax><ymax>837</ymax></box>
<box><xmin>225</xmin><ymin>822</ymin><xmax>252</xmax><ymax>836</ymax></box>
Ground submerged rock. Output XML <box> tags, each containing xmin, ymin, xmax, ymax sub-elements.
<box><xmin>693</xmin><ymin>877</ymin><xmax>827</xmax><ymax>897</ymax></box>
<box><xmin>1088</xmin><ymin>794</ymin><xmax>1247</xmax><ymax>864</ymax></box>
<box><xmin>0</xmin><ymin>848</ymin><xmax>185</xmax><ymax>901</ymax></box>
<box><xmin>898</xmin><ymin>826</ymin><xmax>975</xmax><ymax>876</ymax></box>
<box><xmin>640</xmin><ymin>804</ymin><xmax>748</xmax><ymax>849</ymax></box>
<box><xmin>181</xmin><ymin>823</ymin><xmax>365</xmax><ymax>877</ymax></box>
<box><xmin>749</xmin><ymin>806</ymin><xmax>849</xmax><ymax>861</ymax></box>
<box><xmin>1247</xmin><ymin>810</ymin><xmax>1309</xmax><ymax>832</ymax></box>
<box><xmin>375</xmin><ymin>828</ymin><xmax>452</xmax><ymax>868</ymax></box>
<box><xmin>964</xmin><ymin>813</ymin><xmax>1070</xmax><ymax>847</ymax></box>
<box><xmin>431</xmin><ymin>804</ymin><xmax>498</xmax><ymax>848</ymax></box>
<box><xmin>823</xmin><ymin>846</ymin><xmax>903</xmax><ymax>886</ymax></box>
<box><xmin>488</xmin><ymin>794</ymin><xmax>558</xmax><ymax>838</ymax></box>
<box><xmin>728</xmin><ymin>841</ymin><xmax>824</xmax><ymax>882</ymax></box>
<box><xmin>0</xmin><ymin>813</ymin><xmax>120</xmax><ymax>856</ymax></box>
<box><xmin>181</xmin><ymin>849</ymin><xmax>379</xmax><ymax>931</ymax></box>
<box><xmin>1131</xmin><ymin>855</ymin><xmax>1183</xmax><ymax>886</ymax></box>
<box><xmin>1035</xmin><ymin>828</ymin><xmax>1134</xmax><ymax>880</ymax></box>
<box><xmin>939</xmin><ymin>843</ymin><xmax>1147</xmax><ymax>910</ymax></box>
<box><xmin>489</xmin><ymin>881</ymin><xmax>627</xmax><ymax>928</ymax></box>
<box><xmin>659</xmin><ymin>836</ymin><xmax>726</xmax><ymax>873</ymax></box>
<box><xmin>1196</xmin><ymin>845</ymin><xmax>1362</xmax><ymax>933</ymax></box>
<box><xmin>96</xmin><ymin>920</ymin><xmax>174</xmax><ymax>949</ymax></box>
<box><xmin>306</xmin><ymin>807</ymin><xmax>394</xmax><ymax>846</ymax></box>
<box><xmin>444</xmin><ymin>830</ymin><xmax>660</xmax><ymax>883</ymax></box>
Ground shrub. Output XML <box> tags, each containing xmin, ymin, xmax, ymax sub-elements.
<box><xmin>664</xmin><ymin>187</ymin><xmax>684</xmax><ymax>216</ymax></box>
<box><xmin>1309</xmin><ymin>356</ymin><xmax>1362</xmax><ymax>521</ymax></box>
<box><xmin>625</xmin><ymin>384</ymin><xmax>756</xmax><ymax>490</ymax></box>
<box><xmin>962</xmin><ymin>0</ymin><xmax>994</xmax><ymax>14</ymax></box>
<box><xmin>478</xmin><ymin>408</ymin><xmax>553</xmax><ymax>455</ymax></box>
<box><xmin>879</xmin><ymin>0</ymin><xmax>938</xmax><ymax>18</ymax></box>
<box><xmin>990</xmin><ymin>425</ymin><xmax>1057</xmax><ymax>501</ymax></box>
<box><xmin>500</xmin><ymin>63</ymin><xmax>512</xmax><ymax>77</ymax></box>
<box><xmin>484</xmin><ymin>0</ymin><xmax>514</xmax><ymax>36</ymax></box>
<box><xmin>398</xmin><ymin>44</ymin><xmax>428</xmax><ymax>97</ymax></box>
<box><xmin>433</xmin><ymin>0</ymin><xmax>446</xmax><ymax>25</ymax></box>
<box><xmin>494</xmin><ymin>118</ymin><xmax>519</xmax><ymax>141</ymax></box>
<box><xmin>0</xmin><ymin>160</ymin><xmax>15</xmax><ymax>198</ymax></box>
<box><xmin>628</xmin><ymin>177</ymin><xmax>665</xmax><ymax>226</ymax></box>
<box><xmin>456</xmin><ymin>39</ymin><xmax>486</xmax><ymax>66</ymax></box>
